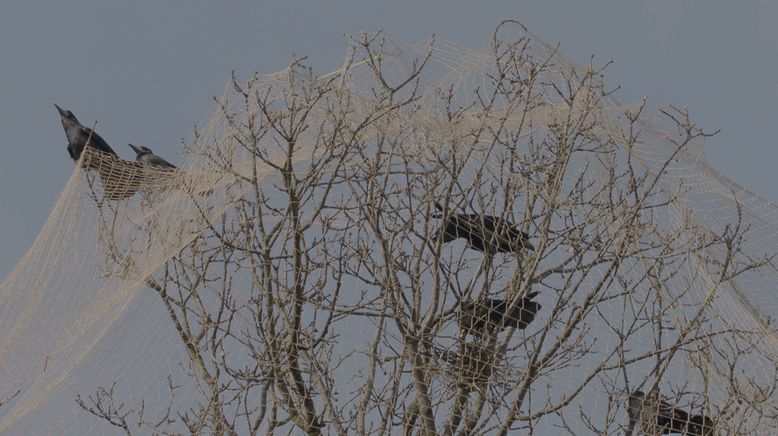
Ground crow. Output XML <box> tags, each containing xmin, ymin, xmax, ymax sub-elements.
<box><xmin>459</xmin><ymin>292</ymin><xmax>541</xmax><ymax>334</ymax></box>
<box><xmin>128</xmin><ymin>144</ymin><xmax>177</xmax><ymax>169</ymax></box>
<box><xmin>433</xmin><ymin>202</ymin><xmax>534</xmax><ymax>254</ymax></box>
<box><xmin>627</xmin><ymin>390</ymin><xmax>714</xmax><ymax>435</ymax></box>
<box><xmin>54</xmin><ymin>104</ymin><xmax>118</xmax><ymax>166</ymax></box>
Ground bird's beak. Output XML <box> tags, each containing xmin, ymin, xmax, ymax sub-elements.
<box><xmin>127</xmin><ymin>143</ymin><xmax>140</xmax><ymax>153</ymax></box>
<box><xmin>54</xmin><ymin>103</ymin><xmax>66</xmax><ymax>117</ymax></box>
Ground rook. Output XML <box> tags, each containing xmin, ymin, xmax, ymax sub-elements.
<box><xmin>128</xmin><ymin>144</ymin><xmax>177</xmax><ymax>169</ymax></box>
<box><xmin>433</xmin><ymin>202</ymin><xmax>534</xmax><ymax>254</ymax></box>
<box><xmin>54</xmin><ymin>104</ymin><xmax>118</xmax><ymax>167</ymax></box>
<box><xmin>459</xmin><ymin>292</ymin><xmax>541</xmax><ymax>335</ymax></box>
<box><xmin>627</xmin><ymin>390</ymin><xmax>714</xmax><ymax>435</ymax></box>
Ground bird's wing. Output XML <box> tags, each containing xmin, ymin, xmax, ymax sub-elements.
<box><xmin>487</xmin><ymin>299</ymin><xmax>506</xmax><ymax>311</ymax></box>
<box><xmin>477</xmin><ymin>215</ymin><xmax>535</xmax><ymax>250</ymax></box>
<box><xmin>479</xmin><ymin>215</ymin><xmax>524</xmax><ymax>237</ymax></box>
<box><xmin>508</xmin><ymin>223</ymin><xmax>534</xmax><ymax>250</ymax></box>
<box><xmin>653</xmin><ymin>400</ymin><xmax>682</xmax><ymax>429</ymax></box>
<box><xmin>457</xmin><ymin>214</ymin><xmax>495</xmax><ymax>237</ymax></box>
<box><xmin>501</xmin><ymin>219</ymin><xmax>529</xmax><ymax>240</ymax></box>
<box><xmin>82</xmin><ymin>128</ymin><xmax>117</xmax><ymax>155</ymax></box>
<box><xmin>66</xmin><ymin>143</ymin><xmax>80</xmax><ymax>161</ymax></box>
<box><xmin>477</xmin><ymin>215</ymin><xmax>499</xmax><ymax>228</ymax></box>
<box><xmin>437</xmin><ymin>221</ymin><xmax>462</xmax><ymax>242</ymax></box>
<box><xmin>145</xmin><ymin>155</ymin><xmax>177</xmax><ymax>169</ymax></box>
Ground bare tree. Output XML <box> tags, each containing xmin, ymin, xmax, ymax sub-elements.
<box><xmin>77</xmin><ymin>21</ymin><xmax>777</xmax><ymax>435</ymax></box>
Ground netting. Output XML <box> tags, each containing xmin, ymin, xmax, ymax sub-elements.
<box><xmin>0</xmin><ymin>21</ymin><xmax>776</xmax><ymax>434</ymax></box>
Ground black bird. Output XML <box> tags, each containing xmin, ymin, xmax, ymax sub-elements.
<box><xmin>54</xmin><ymin>104</ymin><xmax>118</xmax><ymax>164</ymax></box>
<box><xmin>627</xmin><ymin>390</ymin><xmax>714</xmax><ymax>435</ymax></box>
<box><xmin>433</xmin><ymin>202</ymin><xmax>534</xmax><ymax>254</ymax></box>
<box><xmin>459</xmin><ymin>292</ymin><xmax>541</xmax><ymax>334</ymax></box>
<box><xmin>128</xmin><ymin>144</ymin><xmax>177</xmax><ymax>169</ymax></box>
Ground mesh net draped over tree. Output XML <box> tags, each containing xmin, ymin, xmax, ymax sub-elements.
<box><xmin>0</xmin><ymin>21</ymin><xmax>775</xmax><ymax>435</ymax></box>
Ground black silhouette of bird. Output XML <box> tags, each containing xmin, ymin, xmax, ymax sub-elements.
<box><xmin>627</xmin><ymin>390</ymin><xmax>714</xmax><ymax>435</ymax></box>
<box><xmin>54</xmin><ymin>104</ymin><xmax>118</xmax><ymax>165</ymax></box>
<box><xmin>128</xmin><ymin>144</ymin><xmax>177</xmax><ymax>169</ymax></box>
<box><xmin>432</xmin><ymin>202</ymin><xmax>534</xmax><ymax>254</ymax></box>
<box><xmin>459</xmin><ymin>292</ymin><xmax>541</xmax><ymax>334</ymax></box>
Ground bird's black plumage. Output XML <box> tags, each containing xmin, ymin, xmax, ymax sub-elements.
<box><xmin>627</xmin><ymin>390</ymin><xmax>714</xmax><ymax>435</ymax></box>
<box><xmin>433</xmin><ymin>202</ymin><xmax>534</xmax><ymax>253</ymax></box>
<box><xmin>459</xmin><ymin>292</ymin><xmax>541</xmax><ymax>334</ymax></box>
<box><xmin>128</xmin><ymin>144</ymin><xmax>176</xmax><ymax>169</ymax></box>
<box><xmin>54</xmin><ymin>104</ymin><xmax>118</xmax><ymax>165</ymax></box>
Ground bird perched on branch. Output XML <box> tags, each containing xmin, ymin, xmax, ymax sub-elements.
<box><xmin>459</xmin><ymin>292</ymin><xmax>541</xmax><ymax>335</ymax></box>
<box><xmin>128</xmin><ymin>144</ymin><xmax>177</xmax><ymax>169</ymax></box>
<box><xmin>54</xmin><ymin>104</ymin><xmax>118</xmax><ymax>167</ymax></box>
<box><xmin>432</xmin><ymin>202</ymin><xmax>534</xmax><ymax>254</ymax></box>
<box><xmin>627</xmin><ymin>390</ymin><xmax>714</xmax><ymax>435</ymax></box>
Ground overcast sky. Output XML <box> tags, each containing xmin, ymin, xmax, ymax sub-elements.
<box><xmin>1</xmin><ymin>1</ymin><xmax>776</xmax><ymax>278</ymax></box>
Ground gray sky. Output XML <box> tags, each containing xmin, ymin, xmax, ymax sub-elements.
<box><xmin>1</xmin><ymin>0</ymin><xmax>776</xmax><ymax>278</ymax></box>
